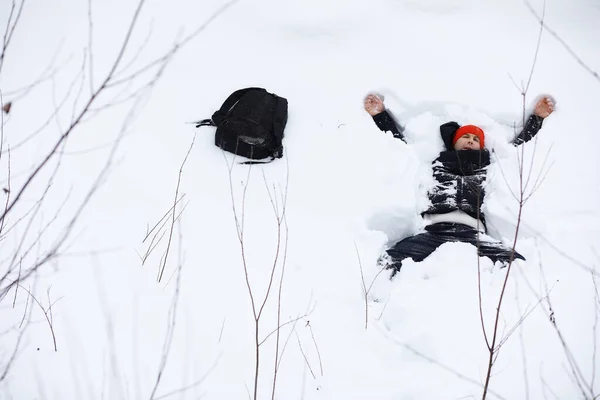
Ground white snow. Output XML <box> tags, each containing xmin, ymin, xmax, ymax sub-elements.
<box><xmin>1</xmin><ymin>0</ymin><xmax>599</xmax><ymax>398</ymax></box>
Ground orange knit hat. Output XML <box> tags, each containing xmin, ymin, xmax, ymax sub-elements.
<box><xmin>453</xmin><ymin>125</ymin><xmax>485</xmax><ymax>148</ymax></box>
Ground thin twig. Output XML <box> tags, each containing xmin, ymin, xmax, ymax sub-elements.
<box><xmin>524</xmin><ymin>0</ymin><xmax>600</xmax><ymax>83</ymax></box>
<box><xmin>224</xmin><ymin>154</ymin><xmax>260</xmax><ymax>399</ymax></box>
<box><xmin>524</xmin><ymin>0</ymin><xmax>545</xmax><ymax>95</ymax></box>
<box><xmin>0</xmin><ymin>308</ymin><xmax>30</xmax><ymax>383</ymax></box>
<box><xmin>271</xmin><ymin>162</ymin><xmax>290</xmax><ymax>400</ymax></box>
<box><xmin>149</xmin><ymin>222</ymin><xmax>184</xmax><ymax>399</ymax></box>
<box><xmin>276</xmin><ymin>301</ymin><xmax>312</xmax><ymax>368</ymax></box>
<box><xmin>143</xmin><ymin>198</ymin><xmax>187</xmax><ymax>242</ymax></box>
<box><xmin>537</xmin><ymin>254</ymin><xmax>594</xmax><ymax>399</ymax></box>
<box><xmin>0</xmin><ymin>0</ymin><xmax>27</xmax><ymax>74</ymax></box>
<box><xmin>0</xmin><ymin>89</ymin><xmax>5</xmax><ymax>160</ymax></box>
<box><xmin>218</xmin><ymin>317</ymin><xmax>226</xmax><ymax>343</ymax></box>
<box><xmin>66</xmin><ymin>51</ymin><xmax>88</xmax><ymax>128</ymax></box>
<box><xmin>492</xmin><ymin>148</ymin><xmax>519</xmax><ymax>203</ymax></box>
<box><xmin>513</xmin><ymin>277</ymin><xmax>530</xmax><ymax>400</ymax></box>
<box><xmin>0</xmin><ymin>148</ymin><xmax>11</xmax><ymax>236</ymax></box>
<box><xmin>87</xmin><ymin>0</ymin><xmax>95</xmax><ymax>94</ymax></box>
<box><xmin>296</xmin><ymin>332</ymin><xmax>316</xmax><ymax>379</ymax></box>
<box><xmin>495</xmin><ymin>285</ymin><xmax>553</xmax><ymax>350</ymax></box>
<box><xmin>354</xmin><ymin>243</ymin><xmax>369</xmax><ymax>330</ymax></box>
<box><xmin>18</xmin><ymin>285</ymin><xmax>30</xmax><ymax>328</ymax></box>
<box><xmin>19</xmin><ymin>285</ymin><xmax>59</xmax><ymax>351</ymax></box>
<box><xmin>481</xmin><ymin>3</ymin><xmax>546</xmax><ymax>396</ymax></box>
<box><xmin>476</xmin><ymin>251</ymin><xmax>491</xmax><ymax>351</ymax></box>
<box><xmin>257</xmin><ymin>171</ymin><xmax>285</xmax><ymax>321</ymax></box>
<box><xmin>540</xmin><ymin>367</ymin><xmax>561</xmax><ymax>400</ymax></box>
<box><xmin>153</xmin><ymin>355</ymin><xmax>220</xmax><ymax>400</ymax></box>
<box><xmin>157</xmin><ymin>134</ymin><xmax>195</xmax><ymax>282</ymax></box>
<box><xmin>1</xmin><ymin>39</ymin><xmax>64</xmax><ymax>100</ymax></box>
<box><xmin>591</xmin><ymin>268</ymin><xmax>599</xmax><ymax>393</ymax></box>
<box><xmin>307</xmin><ymin>322</ymin><xmax>323</xmax><ymax>376</ymax></box>
<box><xmin>11</xmin><ymin>259</ymin><xmax>21</xmax><ymax>307</ymax></box>
<box><xmin>106</xmin><ymin>0</ymin><xmax>240</xmax><ymax>89</ymax></box>
<box><xmin>381</xmin><ymin>328</ymin><xmax>507</xmax><ymax>400</ymax></box>
<box><xmin>259</xmin><ymin>312</ymin><xmax>312</xmax><ymax>347</ymax></box>
<box><xmin>0</xmin><ymin>0</ymin><xmax>147</xmax><ymax>226</ymax></box>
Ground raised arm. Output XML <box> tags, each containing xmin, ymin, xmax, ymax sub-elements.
<box><xmin>512</xmin><ymin>96</ymin><xmax>555</xmax><ymax>146</ymax></box>
<box><xmin>364</xmin><ymin>94</ymin><xmax>406</xmax><ymax>142</ymax></box>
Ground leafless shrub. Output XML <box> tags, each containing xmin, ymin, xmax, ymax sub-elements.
<box><xmin>0</xmin><ymin>0</ymin><xmax>240</xmax><ymax>390</ymax></box>
<box><xmin>480</xmin><ymin>3</ymin><xmax>551</xmax><ymax>397</ymax></box>
<box><xmin>156</xmin><ymin>135</ymin><xmax>195</xmax><ymax>282</ymax></box>
<box><xmin>355</xmin><ymin>243</ymin><xmax>387</xmax><ymax>330</ymax></box>
<box><xmin>224</xmin><ymin>154</ymin><xmax>315</xmax><ymax>400</ymax></box>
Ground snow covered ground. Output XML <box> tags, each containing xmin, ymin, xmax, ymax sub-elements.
<box><xmin>1</xmin><ymin>0</ymin><xmax>599</xmax><ymax>398</ymax></box>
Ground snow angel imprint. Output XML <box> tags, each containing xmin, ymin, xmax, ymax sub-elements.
<box><xmin>363</xmin><ymin>93</ymin><xmax>555</xmax><ymax>274</ymax></box>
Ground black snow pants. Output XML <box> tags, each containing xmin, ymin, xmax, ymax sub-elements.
<box><xmin>383</xmin><ymin>222</ymin><xmax>524</xmax><ymax>273</ymax></box>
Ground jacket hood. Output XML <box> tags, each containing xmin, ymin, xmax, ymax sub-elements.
<box><xmin>440</xmin><ymin>121</ymin><xmax>460</xmax><ymax>151</ymax></box>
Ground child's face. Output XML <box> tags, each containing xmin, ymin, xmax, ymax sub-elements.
<box><xmin>453</xmin><ymin>133</ymin><xmax>482</xmax><ymax>151</ymax></box>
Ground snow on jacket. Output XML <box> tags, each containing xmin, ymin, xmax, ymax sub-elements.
<box><xmin>372</xmin><ymin>111</ymin><xmax>544</xmax><ymax>231</ymax></box>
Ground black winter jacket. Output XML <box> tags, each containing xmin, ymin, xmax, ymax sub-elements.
<box><xmin>372</xmin><ymin>111</ymin><xmax>544</xmax><ymax>230</ymax></box>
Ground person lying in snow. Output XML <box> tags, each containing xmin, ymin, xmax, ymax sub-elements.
<box><xmin>364</xmin><ymin>93</ymin><xmax>555</xmax><ymax>274</ymax></box>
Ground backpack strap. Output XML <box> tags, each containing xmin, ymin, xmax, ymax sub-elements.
<box><xmin>194</xmin><ymin>87</ymin><xmax>266</xmax><ymax>128</ymax></box>
<box><xmin>195</xmin><ymin>118</ymin><xmax>214</xmax><ymax>127</ymax></box>
<box><xmin>271</xmin><ymin>95</ymin><xmax>288</xmax><ymax>158</ymax></box>
<box><xmin>212</xmin><ymin>87</ymin><xmax>266</xmax><ymax>126</ymax></box>
<box><xmin>239</xmin><ymin>159</ymin><xmax>275</xmax><ymax>165</ymax></box>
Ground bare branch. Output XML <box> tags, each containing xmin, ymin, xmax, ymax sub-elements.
<box><xmin>257</xmin><ymin>171</ymin><xmax>286</xmax><ymax>321</ymax></box>
<box><xmin>2</xmin><ymin>39</ymin><xmax>65</xmax><ymax>100</ymax></box>
<box><xmin>259</xmin><ymin>311</ymin><xmax>312</xmax><ymax>347</ymax></box>
<box><xmin>540</xmin><ymin>368</ymin><xmax>561</xmax><ymax>400</ymax></box>
<box><xmin>106</xmin><ymin>0</ymin><xmax>240</xmax><ymax>89</ymax></box>
<box><xmin>0</xmin><ymin>90</ymin><xmax>6</xmax><ymax>159</ymax></box>
<box><xmin>523</xmin><ymin>0</ymin><xmax>545</xmax><ymax>94</ymax></box>
<box><xmin>295</xmin><ymin>332</ymin><xmax>316</xmax><ymax>380</ymax></box>
<box><xmin>482</xmin><ymin>3</ymin><xmax>547</xmax><ymax>396</ymax></box>
<box><xmin>536</xmin><ymin>251</ymin><xmax>595</xmax><ymax>399</ymax></box>
<box><xmin>69</xmin><ymin>51</ymin><xmax>90</xmax><ymax>125</ymax></box>
<box><xmin>354</xmin><ymin>243</ymin><xmax>368</xmax><ymax>331</ymax></box>
<box><xmin>0</xmin><ymin>0</ymin><xmax>148</xmax><ymax>226</ymax></box>
<box><xmin>0</xmin><ymin>65</ymin><xmax>81</xmax><ymax>155</ymax></box>
<box><xmin>275</xmin><ymin>297</ymin><xmax>315</xmax><ymax>367</ymax></box>
<box><xmin>0</xmin><ymin>0</ymin><xmax>26</xmax><ymax>74</ymax></box>
<box><xmin>495</xmin><ymin>285</ymin><xmax>553</xmax><ymax>350</ymax></box>
<box><xmin>87</xmin><ymin>0</ymin><xmax>95</xmax><ymax>94</ymax></box>
<box><xmin>149</xmin><ymin>223</ymin><xmax>183</xmax><ymax>399</ymax></box>
<box><xmin>153</xmin><ymin>355</ymin><xmax>220</xmax><ymax>400</ymax></box>
<box><xmin>18</xmin><ymin>285</ymin><xmax>58</xmax><ymax>351</ymax></box>
<box><xmin>0</xmin><ymin>148</ymin><xmax>11</xmax><ymax>235</ymax></box>
<box><xmin>271</xmin><ymin>182</ymin><xmax>289</xmax><ymax>400</ymax></box>
<box><xmin>512</xmin><ymin>277</ymin><xmax>531</xmax><ymax>400</ymax></box>
<box><xmin>0</xmin><ymin>303</ymin><xmax>31</xmax><ymax>383</ymax></box>
<box><xmin>491</xmin><ymin>152</ymin><xmax>519</xmax><ymax>203</ymax></box>
<box><xmin>477</xmin><ymin>255</ymin><xmax>491</xmax><ymax>351</ymax></box>
<box><xmin>385</xmin><ymin>337</ymin><xmax>508</xmax><ymax>400</ymax></box>
<box><xmin>523</xmin><ymin>144</ymin><xmax>554</xmax><ymax>203</ymax></box>
<box><xmin>307</xmin><ymin>322</ymin><xmax>323</xmax><ymax>377</ymax></box>
<box><xmin>356</xmin><ymin>242</ymin><xmax>394</xmax><ymax>331</ymax></box>
<box><xmin>591</xmin><ymin>268</ymin><xmax>599</xmax><ymax>393</ymax></box>
<box><xmin>524</xmin><ymin>0</ymin><xmax>600</xmax><ymax>83</ymax></box>
<box><xmin>157</xmin><ymin>134</ymin><xmax>195</xmax><ymax>282</ymax></box>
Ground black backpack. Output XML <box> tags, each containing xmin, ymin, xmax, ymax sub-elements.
<box><xmin>195</xmin><ymin>88</ymin><xmax>288</xmax><ymax>162</ymax></box>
